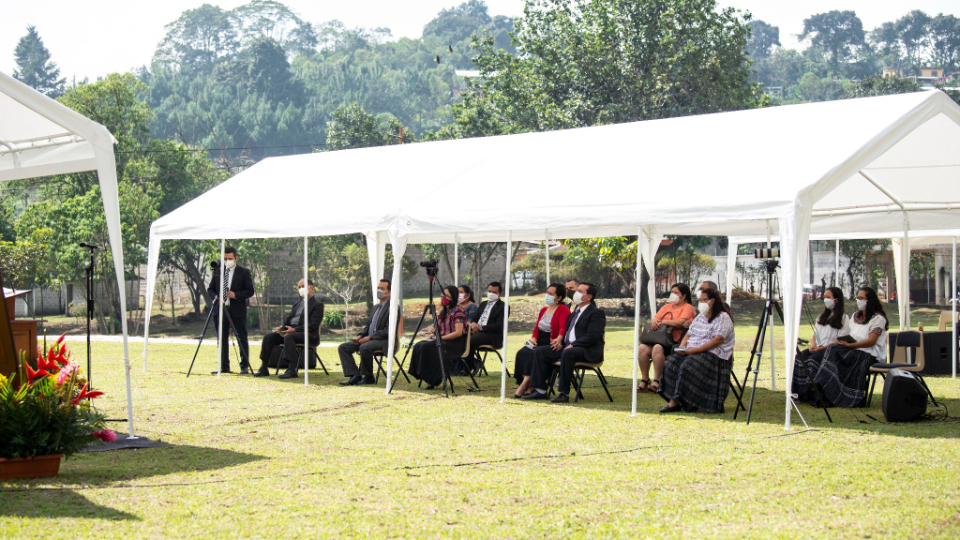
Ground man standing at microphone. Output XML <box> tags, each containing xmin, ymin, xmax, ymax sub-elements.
<box><xmin>207</xmin><ymin>247</ymin><xmax>255</xmax><ymax>374</ymax></box>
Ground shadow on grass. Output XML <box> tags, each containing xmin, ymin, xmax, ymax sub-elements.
<box><xmin>0</xmin><ymin>489</ymin><xmax>140</xmax><ymax>520</ymax></box>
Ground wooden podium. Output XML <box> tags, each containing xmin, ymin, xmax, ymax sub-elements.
<box><xmin>3</xmin><ymin>287</ymin><xmax>40</xmax><ymax>381</ymax></box>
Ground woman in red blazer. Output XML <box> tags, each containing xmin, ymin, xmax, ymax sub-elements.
<box><xmin>514</xmin><ymin>283</ymin><xmax>570</xmax><ymax>398</ymax></box>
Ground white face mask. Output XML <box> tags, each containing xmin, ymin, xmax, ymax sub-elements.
<box><xmin>487</xmin><ymin>292</ymin><xmax>499</xmax><ymax>302</ymax></box>
<box><xmin>376</xmin><ymin>289</ymin><xmax>386</xmax><ymax>300</ymax></box>
<box><xmin>857</xmin><ymin>299</ymin><xmax>867</xmax><ymax>311</ymax></box>
<box><xmin>668</xmin><ymin>293</ymin><xmax>680</xmax><ymax>304</ymax></box>
<box><xmin>544</xmin><ymin>294</ymin><xmax>555</xmax><ymax>306</ymax></box>
<box><xmin>823</xmin><ymin>298</ymin><xmax>836</xmax><ymax>310</ymax></box>
<box><xmin>224</xmin><ymin>259</ymin><xmax>236</xmax><ymax>269</ymax></box>
<box><xmin>698</xmin><ymin>302</ymin><xmax>710</xmax><ymax>314</ymax></box>
<box><xmin>573</xmin><ymin>291</ymin><xmax>585</xmax><ymax>305</ymax></box>
<box><xmin>298</xmin><ymin>287</ymin><xmax>308</xmax><ymax>298</ymax></box>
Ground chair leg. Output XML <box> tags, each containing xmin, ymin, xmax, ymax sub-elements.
<box><xmin>394</xmin><ymin>355</ymin><xmax>411</xmax><ymax>384</ymax></box>
<box><xmin>373</xmin><ymin>355</ymin><xmax>385</xmax><ymax>384</ymax></box>
<box><xmin>479</xmin><ymin>351</ymin><xmax>489</xmax><ymax>377</ymax></box>
<box><xmin>596</xmin><ymin>368</ymin><xmax>613</xmax><ymax>402</ymax></box>
<box><xmin>547</xmin><ymin>368</ymin><xmax>559</xmax><ymax>396</ymax></box>
<box><xmin>915</xmin><ymin>374</ymin><xmax>940</xmax><ymax>407</ymax></box>
<box><xmin>313</xmin><ymin>350</ymin><xmax>328</xmax><ymax>375</ymax></box>
<box><xmin>866</xmin><ymin>373</ymin><xmax>884</xmax><ymax>408</ymax></box>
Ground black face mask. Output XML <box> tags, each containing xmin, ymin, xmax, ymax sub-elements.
<box><xmin>567</xmin><ymin>289</ymin><xmax>576</xmax><ymax>299</ymax></box>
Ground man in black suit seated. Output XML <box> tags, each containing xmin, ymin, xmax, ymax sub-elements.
<box><xmin>523</xmin><ymin>282</ymin><xmax>606</xmax><ymax>403</ymax></box>
<box><xmin>207</xmin><ymin>246</ymin><xmax>256</xmax><ymax>374</ymax></box>
<box><xmin>254</xmin><ymin>279</ymin><xmax>323</xmax><ymax>379</ymax></box>
<box><xmin>338</xmin><ymin>279</ymin><xmax>401</xmax><ymax>386</ymax></box>
<box><xmin>469</xmin><ymin>281</ymin><xmax>507</xmax><ymax>350</ymax></box>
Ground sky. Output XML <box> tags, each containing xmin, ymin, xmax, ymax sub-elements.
<box><xmin>3</xmin><ymin>0</ymin><xmax>960</xmax><ymax>83</ymax></box>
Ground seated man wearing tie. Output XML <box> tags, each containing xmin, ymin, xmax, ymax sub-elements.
<box><xmin>338</xmin><ymin>279</ymin><xmax>401</xmax><ymax>386</ymax></box>
<box><xmin>254</xmin><ymin>279</ymin><xmax>323</xmax><ymax>379</ymax></box>
<box><xmin>524</xmin><ymin>282</ymin><xmax>606</xmax><ymax>403</ymax></box>
<box><xmin>469</xmin><ymin>281</ymin><xmax>507</xmax><ymax>350</ymax></box>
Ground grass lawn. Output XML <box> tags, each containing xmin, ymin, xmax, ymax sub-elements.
<box><xmin>2</xmin><ymin>302</ymin><xmax>959</xmax><ymax>539</ymax></box>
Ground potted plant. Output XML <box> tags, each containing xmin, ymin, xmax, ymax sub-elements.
<box><xmin>0</xmin><ymin>335</ymin><xmax>115</xmax><ymax>479</ymax></box>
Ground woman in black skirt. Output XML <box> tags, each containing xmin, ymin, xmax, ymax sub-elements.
<box><xmin>408</xmin><ymin>285</ymin><xmax>468</xmax><ymax>390</ymax></box>
<box><xmin>659</xmin><ymin>287</ymin><xmax>736</xmax><ymax>414</ymax></box>
<box><xmin>792</xmin><ymin>286</ymin><xmax>850</xmax><ymax>401</ymax></box>
<box><xmin>811</xmin><ymin>286</ymin><xmax>888</xmax><ymax>408</ymax></box>
<box><xmin>513</xmin><ymin>283</ymin><xmax>568</xmax><ymax>398</ymax></box>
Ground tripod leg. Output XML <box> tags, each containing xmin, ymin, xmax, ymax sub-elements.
<box><xmin>187</xmin><ymin>305</ymin><xmax>217</xmax><ymax>378</ymax></box>
<box><xmin>390</xmin><ymin>306</ymin><xmax>430</xmax><ymax>394</ymax></box>
<box><xmin>745</xmin><ymin>304</ymin><xmax>771</xmax><ymax>425</ymax></box>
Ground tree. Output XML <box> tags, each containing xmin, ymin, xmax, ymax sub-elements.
<box><xmin>929</xmin><ymin>14</ymin><xmax>960</xmax><ymax>73</ymax></box>
<box><xmin>839</xmin><ymin>240</ymin><xmax>886</xmax><ymax>299</ymax></box>
<box><xmin>466</xmin><ymin>0</ymin><xmax>763</xmax><ymax>134</ymax></box>
<box><xmin>325</xmin><ymin>103</ymin><xmax>406</xmax><ymax>150</ymax></box>
<box><xmin>154</xmin><ymin>4</ymin><xmax>240</xmax><ymax>70</ymax></box>
<box><xmin>896</xmin><ymin>10</ymin><xmax>932</xmax><ymax>68</ymax></box>
<box><xmin>841</xmin><ymin>74</ymin><xmax>921</xmax><ymax>99</ymax></box>
<box><xmin>0</xmin><ymin>196</ymin><xmax>15</xmax><ymax>242</ymax></box>
<box><xmin>794</xmin><ymin>72</ymin><xmax>850</xmax><ymax>102</ymax></box>
<box><xmin>870</xmin><ymin>21</ymin><xmax>906</xmax><ymax>75</ymax></box>
<box><xmin>748</xmin><ymin>20</ymin><xmax>781</xmax><ymax>59</ymax></box>
<box><xmin>800</xmin><ymin>11</ymin><xmax>865</xmax><ymax>72</ymax></box>
<box><xmin>12</xmin><ymin>25</ymin><xmax>65</xmax><ymax>97</ymax></box>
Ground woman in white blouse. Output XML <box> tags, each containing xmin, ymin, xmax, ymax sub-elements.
<box><xmin>812</xmin><ymin>286</ymin><xmax>888</xmax><ymax>408</ymax></box>
<box><xmin>792</xmin><ymin>287</ymin><xmax>849</xmax><ymax>401</ymax></box>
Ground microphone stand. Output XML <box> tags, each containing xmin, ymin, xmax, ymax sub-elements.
<box><xmin>80</xmin><ymin>243</ymin><xmax>98</xmax><ymax>389</ymax></box>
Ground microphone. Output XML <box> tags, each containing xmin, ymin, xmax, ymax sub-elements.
<box><xmin>79</xmin><ymin>242</ymin><xmax>101</xmax><ymax>250</ymax></box>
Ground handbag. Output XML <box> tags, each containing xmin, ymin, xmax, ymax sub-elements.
<box><xmin>640</xmin><ymin>311</ymin><xmax>675</xmax><ymax>348</ymax></box>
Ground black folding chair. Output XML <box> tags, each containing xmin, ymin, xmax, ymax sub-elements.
<box><xmin>473</xmin><ymin>345</ymin><xmax>510</xmax><ymax>378</ymax></box>
<box><xmin>866</xmin><ymin>331</ymin><xmax>939</xmax><ymax>408</ymax></box>
<box><xmin>372</xmin><ymin>349</ymin><xmax>410</xmax><ymax>386</ymax></box>
<box><xmin>276</xmin><ymin>343</ymin><xmax>328</xmax><ymax>375</ymax></box>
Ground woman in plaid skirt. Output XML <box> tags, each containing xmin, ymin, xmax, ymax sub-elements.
<box><xmin>811</xmin><ymin>286</ymin><xmax>888</xmax><ymax>408</ymax></box>
<box><xmin>659</xmin><ymin>287</ymin><xmax>736</xmax><ymax>413</ymax></box>
<box><xmin>792</xmin><ymin>286</ymin><xmax>850</xmax><ymax>401</ymax></box>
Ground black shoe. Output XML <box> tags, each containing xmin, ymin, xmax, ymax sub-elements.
<box><xmin>357</xmin><ymin>375</ymin><xmax>377</xmax><ymax>385</ymax></box>
<box><xmin>659</xmin><ymin>404</ymin><xmax>683</xmax><ymax>413</ymax></box>
<box><xmin>683</xmin><ymin>404</ymin><xmax>700</xmax><ymax>413</ymax></box>
<box><xmin>339</xmin><ymin>375</ymin><xmax>363</xmax><ymax>386</ymax></box>
<box><xmin>550</xmin><ymin>393</ymin><xmax>569</xmax><ymax>403</ymax></box>
<box><xmin>522</xmin><ymin>390</ymin><xmax>550</xmax><ymax>400</ymax></box>
<box><xmin>253</xmin><ymin>368</ymin><xmax>270</xmax><ymax>377</ymax></box>
<box><xmin>239</xmin><ymin>365</ymin><xmax>251</xmax><ymax>375</ymax></box>
<box><xmin>212</xmin><ymin>369</ymin><xmax>232</xmax><ymax>375</ymax></box>
<box><xmin>278</xmin><ymin>370</ymin><xmax>298</xmax><ymax>379</ymax></box>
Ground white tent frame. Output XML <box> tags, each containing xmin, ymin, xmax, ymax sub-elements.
<box><xmin>0</xmin><ymin>71</ymin><xmax>135</xmax><ymax>436</ymax></box>
<box><xmin>143</xmin><ymin>90</ymin><xmax>960</xmax><ymax>430</ymax></box>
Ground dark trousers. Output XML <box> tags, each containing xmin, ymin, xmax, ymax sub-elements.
<box><xmin>529</xmin><ymin>345</ymin><xmax>588</xmax><ymax>395</ymax></box>
<box><xmin>470</xmin><ymin>331</ymin><xmax>502</xmax><ymax>350</ymax></box>
<box><xmin>338</xmin><ymin>339</ymin><xmax>387</xmax><ymax>377</ymax></box>
<box><xmin>258</xmin><ymin>332</ymin><xmax>306</xmax><ymax>372</ymax></box>
<box><xmin>217</xmin><ymin>314</ymin><xmax>249</xmax><ymax>370</ymax></box>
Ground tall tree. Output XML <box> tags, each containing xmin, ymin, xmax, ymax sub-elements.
<box><xmin>463</xmin><ymin>0</ymin><xmax>762</xmax><ymax>135</ymax></box>
<box><xmin>12</xmin><ymin>25</ymin><xmax>65</xmax><ymax>97</ymax></box>
<box><xmin>748</xmin><ymin>20</ymin><xmax>781</xmax><ymax>59</ymax></box>
<box><xmin>325</xmin><ymin>102</ymin><xmax>406</xmax><ymax>150</ymax></box>
<box><xmin>841</xmin><ymin>74</ymin><xmax>921</xmax><ymax>99</ymax></box>
<box><xmin>896</xmin><ymin>10</ymin><xmax>932</xmax><ymax>68</ymax></box>
<box><xmin>800</xmin><ymin>11</ymin><xmax>865</xmax><ymax>72</ymax></box>
<box><xmin>154</xmin><ymin>4</ymin><xmax>239</xmax><ymax>70</ymax></box>
<box><xmin>929</xmin><ymin>14</ymin><xmax>960</xmax><ymax>73</ymax></box>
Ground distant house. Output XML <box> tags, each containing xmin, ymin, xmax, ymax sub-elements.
<box><xmin>883</xmin><ymin>66</ymin><xmax>951</xmax><ymax>88</ymax></box>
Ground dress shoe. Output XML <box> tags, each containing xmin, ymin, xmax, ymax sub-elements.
<box><xmin>522</xmin><ymin>390</ymin><xmax>549</xmax><ymax>400</ymax></box>
<box><xmin>682</xmin><ymin>404</ymin><xmax>700</xmax><ymax>413</ymax></box>
<box><xmin>212</xmin><ymin>369</ymin><xmax>232</xmax><ymax>375</ymax></box>
<box><xmin>339</xmin><ymin>375</ymin><xmax>363</xmax><ymax>386</ymax></box>
<box><xmin>550</xmin><ymin>393</ymin><xmax>569</xmax><ymax>403</ymax></box>
<box><xmin>357</xmin><ymin>375</ymin><xmax>377</xmax><ymax>385</ymax></box>
<box><xmin>253</xmin><ymin>368</ymin><xmax>270</xmax><ymax>377</ymax></box>
<box><xmin>278</xmin><ymin>371</ymin><xmax>298</xmax><ymax>379</ymax></box>
<box><xmin>239</xmin><ymin>365</ymin><xmax>251</xmax><ymax>375</ymax></box>
<box><xmin>659</xmin><ymin>404</ymin><xmax>683</xmax><ymax>413</ymax></box>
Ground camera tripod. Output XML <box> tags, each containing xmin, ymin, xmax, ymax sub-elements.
<box><xmin>390</xmin><ymin>263</ymin><xmax>475</xmax><ymax>396</ymax></box>
<box><xmin>737</xmin><ymin>259</ymin><xmax>796</xmax><ymax>424</ymax></box>
<box><xmin>186</xmin><ymin>296</ymin><xmax>248</xmax><ymax>377</ymax></box>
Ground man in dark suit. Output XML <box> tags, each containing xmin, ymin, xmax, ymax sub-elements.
<box><xmin>338</xmin><ymin>279</ymin><xmax>401</xmax><ymax>386</ymax></box>
<box><xmin>469</xmin><ymin>281</ymin><xmax>507</xmax><ymax>350</ymax></box>
<box><xmin>523</xmin><ymin>282</ymin><xmax>606</xmax><ymax>403</ymax></box>
<box><xmin>254</xmin><ymin>279</ymin><xmax>324</xmax><ymax>379</ymax></box>
<box><xmin>207</xmin><ymin>246</ymin><xmax>255</xmax><ymax>374</ymax></box>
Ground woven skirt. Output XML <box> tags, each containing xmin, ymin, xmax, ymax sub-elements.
<box><xmin>660</xmin><ymin>352</ymin><xmax>732</xmax><ymax>413</ymax></box>
<box><xmin>792</xmin><ymin>348</ymin><xmax>826</xmax><ymax>401</ymax></box>
<box><xmin>812</xmin><ymin>344</ymin><xmax>877</xmax><ymax>408</ymax></box>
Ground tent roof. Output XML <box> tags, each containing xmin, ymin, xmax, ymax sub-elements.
<box><xmin>151</xmin><ymin>89</ymin><xmax>960</xmax><ymax>243</ymax></box>
<box><xmin>0</xmin><ymin>71</ymin><xmax>117</xmax><ymax>181</ymax></box>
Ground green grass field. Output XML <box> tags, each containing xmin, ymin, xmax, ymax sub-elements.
<box><xmin>2</xmin><ymin>303</ymin><xmax>959</xmax><ymax>539</ymax></box>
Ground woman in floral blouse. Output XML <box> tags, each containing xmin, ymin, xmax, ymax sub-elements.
<box><xmin>659</xmin><ymin>287</ymin><xmax>736</xmax><ymax>414</ymax></box>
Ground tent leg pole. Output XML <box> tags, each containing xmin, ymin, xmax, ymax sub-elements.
<box><xmin>632</xmin><ymin>227</ymin><xmax>642</xmax><ymax>417</ymax></box>
<box><xmin>304</xmin><ymin>236</ymin><xmax>309</xmax><ymax>386</ymax></box>
<box><xmin>501</xmin><ymin>231</ymin><xmax>512</xmax><ymax>404</ymax></box>
<box><xmin>953</xmin><ymin>237</ymin><xmax>957</xmax><ymax>379</ymax></box>
<box><xmin>217</xmin><ymin>240</ymin><xmax>225</xmax><ymax>377</ymax></box>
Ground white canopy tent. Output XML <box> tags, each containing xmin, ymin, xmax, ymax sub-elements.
<box><xmin>0</xmin><ymin>71</ymin><xmax>135</xmax><ymax>436</ymax></box>
<box><xmin>144</xmin><ymin>89</ymin><xmax>960</xmax><ymax>429</ymax></box>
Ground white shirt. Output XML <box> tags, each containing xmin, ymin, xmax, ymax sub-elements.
<box><xmin>813</xmin><ymin>313</ymin><xmax>850</xmax><ymax>347</ymax></box>
<box><xmin>567</xmin><ymin>304</ymin><xmax>588</xmax><ymax>344</ymax></box>
<box><xmin>848</xmin><ymin>313</ymin><xmax>888</xmax><ymax>361</ymax></box>
<box><xmin>224</xmin><ymin>267</ymin><xmax>234</xmax><ymax>306</ymax></box>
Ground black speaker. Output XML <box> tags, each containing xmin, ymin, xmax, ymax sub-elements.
<box><xmin>882</xmin><ymin>369</ymin><xmax>927</xmax><ymax>422</ymax></box>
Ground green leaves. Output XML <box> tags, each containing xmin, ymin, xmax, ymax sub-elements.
<box><xmin>12</xmin><ymin>25</ymin><xmax>65</xmax><ymax>98</ymax></box>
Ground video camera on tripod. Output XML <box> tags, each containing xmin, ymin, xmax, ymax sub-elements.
<box><xmin>754</xmin><ymin>248</ymin><xmax>781</xmax><ymax>274</ymax></box>
<box><xmin>420</xmin><ymin>259</ymin><xmax>439</xmax><ymax>278</ymax></box>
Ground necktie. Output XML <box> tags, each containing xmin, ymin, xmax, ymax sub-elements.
<box><xmin>223</xmin><ymin>269</ymin><xmax>231</xmax><ymax>306</ymax></box>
